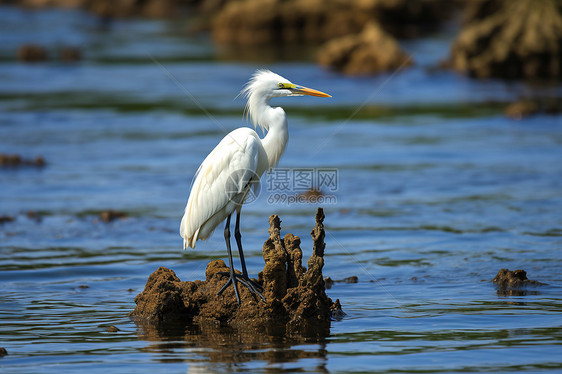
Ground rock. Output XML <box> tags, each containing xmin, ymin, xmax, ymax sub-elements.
<box><xmin>318</xmin><ymin>22</ymin><xmax>413</xmax><ymax>75</ymax></box>
<box><xmin>211</xmin><ymin>0</ymin><xmax>452</xmax><ymax>46</ymax></box>
<box><xmin>99</xmin><ymin>210</ymin><xmax>127</xmax><ymax>222</ymax></box>
<box><xmin>59</xmin><ymin>46</ymin><xmax>82</xmax><ymax>62</ymax></box>
<box><xmin>330</xmin><ymin>299</ymin><xmax>346</xmax><ymax>320</ymax></box>
<box><xmin>0</xmin><ymin>216</ymin><xmax>15</xmax><ymax>225</ymax></box>
<box><xmin>107</xmin><ymin>325</ymin><xmax>120</xmax><ymax>332</ymax></box>
<box><xmin>324</xmin><ymin>276</ymin><xmax>334</xmax><ymax>289</ymax></box>
<box><xmin>504</xmin><ymin>100</ymin><xmax>540</xmax><ymax>120</ymax></box>
<box><xmin>362</xmin><ymin>0</ymin><xmax>455</xmax><ymax>39</ymax></box>
<box><xmin>130</xmin><ymin>208</ymin><xmax>342</xmax><ymax>334</ymax></box>
<box><xmin>21</xmin><ymin>0</ymin><xmax>188</xmax><ymax>18</ymax></box>
<box><xmin>212</xmin><ymin>0</ymin><xmax>367</xmax><ymax>45</ymax></box>
<box><xmin>0</xmin><ymin>153</ymin><xmax>46</xmax><ymax>168</ymax></box>
<box><xmin>449</xmin><ymin>0</ymin><xmax>562</xmax><ymax>80</ymax></box>
<box><xmin>343</xmin><ymin>275</ymin><xmax>358</xmax><ymax>284</ymax></box>
<box><xmin>0</xmin><ymin>347</ymin><xmax>7</xmax><ymax>356</ymax></box>
<box><xmin>323</xmin><ymin>275</ymin><xmax>358</xmax><ymax>288</ymax></box>
<box><xmin>493</xmin><ymin>268</ymin><xmax>545</xmax><ymax>289</ymax></box>
<box><xmin>299</xmin><ymin>188</ymin><xmax>323</xmax><ymax>200</ymax></box>
<box><xmin>505</xmin><ymin>98</ymin><xmax>562</xmax><ymax>119</ymax></box>
<box><xmin>17</xmin><ymin>44</ymin><xmax>48</xmax><ymax>62</ymax></box>
<box><xmin>26</xmin><ymin>210</ymin><xmax>42</xmax><ymax>222</ymax></box>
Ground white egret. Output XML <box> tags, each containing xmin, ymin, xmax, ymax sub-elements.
<box><xmin>180</xmin><ymin>70</ymin><xmax>331</xmax><ymax>304</ymax></box>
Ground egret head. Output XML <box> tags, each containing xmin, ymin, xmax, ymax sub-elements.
<box><xmin>241</xmin><ymin>69</ymin><xmax>331</xmax><ymax>130</ymax></box>
<box><xmin>242</xmin><ymin>69</ymin><xmax>331</xmax><ymax>100</ymax></box>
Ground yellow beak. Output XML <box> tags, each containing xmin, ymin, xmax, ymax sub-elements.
<box><xmin>292</xmin><ymin>85</ymin><xmax>332</xmax><ymax>98</ymax></box>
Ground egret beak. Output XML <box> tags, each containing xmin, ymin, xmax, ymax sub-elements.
<box><xmin>291</xmin><ymin>85</ymin><xmax>332</xmax><ymax>98</ymax></box>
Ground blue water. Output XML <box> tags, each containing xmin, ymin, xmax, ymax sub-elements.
<box><xmin>1</xmin><ymin>6</ymin><xmax>562</xmax><ymax>373</ymax></box>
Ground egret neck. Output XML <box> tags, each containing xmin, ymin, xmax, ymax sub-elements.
<box><xmin>260</xmin><ymin>106</ymin><xmax>289</xmax><ymax>170</ymax></box>
<box><xmin>247</xmin><ymin>90</ymin><xmax>289</xmax><ymax>170</ymax></box>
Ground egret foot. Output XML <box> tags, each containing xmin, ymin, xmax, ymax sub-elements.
<box><xmin>217</xmin><ymin>271</ymin><xmax>265</xmax><ymax>304</ymax></box>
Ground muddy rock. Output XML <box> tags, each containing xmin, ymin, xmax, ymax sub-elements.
<box><xmin>504</xmin><ymin>100</ymin><xmax>540</xmax><ymax>120</ymax></box>
<box><xmin>0</xmin><ymin>153</ymin><xmax>45</xmax><ymax>168</ymax></box>
<box><xmin>449</xmin><ymin>0</ymin><xmax>562</xmax><ymax>80</ymax></box>
<box><xmin>211</xmin><ymin>0</ymin><xmax>451</xmax><ymax>46</ymax></box>
<box><xmin>26</xmin><ymin>210</ymin><xmax>42</xmax><ymax>222</ymax></box>
<box><xmin>344</xmin><ymin>275</ymin><xmax>358</xmax><ymax>284</ymax></box>
<box><xmin>504</xmin><ymin>98</ymin><xmax>562</xmax><ymax>119</ymax></box>
<box><xmin>318</xmin><ymin>22</ymin><xmax>413</xmax><ymax>75</ymax></box>
<box><xmin>0</xmin><ymin>347</ymin><xmax>7</xmax><ymax>356</ymax></box>
<box><xmin>362</xmin><ymin>0</ymin><xmax>454</xmax><ymax>39</ymax></box>
<box><xmin>493</xmin><ymin>269</ymin><xmax>545</xmax><ymax>288</ymax></box>
<box><xmin>59</xmin><ymin>46</ymin><xmax>82</xmax><ymax>62</ymax></box>
<box><xmin>212</xmin><ymin>0</ymin><xmax>364</xmax><ymax>45</ymax></box>
<box><xmin>131</xmin><ymin>208</ymin><xmax>343</xmax><ymax>333</ymax></box>
<box><xmin>20</xmin><ymin>0</ymin><xmax>187</xmax><ymax>18</ymax></box>
<box><xmin>0</xmin><ymin>216</ymin><xmax>15</xmax><ymax>225</ymax></box>
<box><xmin>107</xmin><ymin>325</ymin><xmax>120</xmax><ymax>332</ymax></box>
<box><xmin>17</xmin><ymin>44</ymin><xmax>48</xmax><ymax>62</ymax></box>
<box><xmin>99</xmin><ymin>210</ymin><xmax>127</xmax><ymax>222</ymax></box>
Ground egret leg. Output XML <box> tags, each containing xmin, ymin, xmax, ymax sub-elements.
<box><xmin>217</xmin><ymin>214</ymin><xmax>241</xmax><ymax>304</ymax></box>
<box><xmin>234</xmin><ymin>210</ymin><xmax>265</xmax><ymax>300</ymax></box>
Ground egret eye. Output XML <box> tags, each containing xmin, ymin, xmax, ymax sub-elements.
<box><xmin>278</xmin><ymin>83</ymin><xmax>284</xmax><ymax>89</ymax></box>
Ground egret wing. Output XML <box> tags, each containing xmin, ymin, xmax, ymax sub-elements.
<box><xmin>180</xmin><ymin>129</ymin><xmax>260</xmax><ymax>249</ymax></box>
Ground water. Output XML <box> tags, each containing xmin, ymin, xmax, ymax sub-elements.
<box><xmin>1</xmin><ymin>6</ymin><xmax>562</xmax><ymax>373</ymax></box>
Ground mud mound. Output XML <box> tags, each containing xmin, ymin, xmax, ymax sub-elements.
<box><xmin>493</xmin><ymin>268</ymin><xmax>545</xmax><ymax>288</ymax></box>
<box><xmin>318</xmin><ymin>22</ymin><xmax>413</xmax><ymax>75</ymax></box>
<box><xmin>131</xmin><ymin>208</ymin><xmax>343</xmax><ymax>333</ymax></box>
<box><xmin>449</xmin><ymin>0</ymin><xmax>562</xmax><ymax>80</ymax></box>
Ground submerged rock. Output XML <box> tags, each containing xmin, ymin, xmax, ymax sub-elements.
<box><xmin>0</xmin><ymin>153</ymin><xmax>45</xmax><ymax>168</ymax></box>
<box><xmin>99</xmin><ymin>210</ymin><xmax>127</xmax><ymax>222</ymax></box>
<box><xmin>17</xmin><ymin>44</ymin><xmax>48</xmax><ymax>62</ymax></box>
<box><xmin>131</xmin><ymin>208</ymin><xmax>343</xmax><ymax>333</ymax></box>
<box><xmin>449</xmin><ymin>0</ymin><xmax>562</xmax><ymax>80</ymax></box>
<box><xmin>0</xmin><ymin>216</ymin><xmax>15</xmax><ymax>225</ymax></box>
<box><xmin>318</xmin><ymin>22</ymin><xmax>413</xmax><ymax>75</ymax></box>
<box><xmin>504</xmin><ymin>100</ymin><xmax>540</xmax><ymax>120</ymax></box>
<box><xmin>493</xmin><ymin>269</ymin><xmax>545</xmax><ymax>289</ymax></box>
<box><xmin>504</xmin><ymin>98</ymin><xmax>562</xmax><ymax>120</ymax></box>
<box><xmin>59</xmin><ymin>46</ymin><xmax>82</xmax><ymax>62</ymax></box>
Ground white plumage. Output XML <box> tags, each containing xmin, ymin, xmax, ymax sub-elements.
<box><xmin>178</xmin><ymin>69</ymin><xmax>331</xmax><ymax>303</ymax></box>
<box><xmin>180</xmin><ymin>127</ymin><xmax>266</xmax><ymax>249</ymax></box>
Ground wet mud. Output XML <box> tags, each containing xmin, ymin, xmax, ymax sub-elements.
<box><xmin>131</xmin><ymin>208</ymin><xmax>343</xmax><ymax>335</ymax></box>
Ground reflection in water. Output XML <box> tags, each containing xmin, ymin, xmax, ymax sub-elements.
<box><xmin>496</xmin><ymin>288</ymin><xmax>542</xmax><ymax>297</ymax></box>
<box><xmin>134</xmin><ymin>319</ymin><xmax>329</xmax><ymax>373</ymax></box>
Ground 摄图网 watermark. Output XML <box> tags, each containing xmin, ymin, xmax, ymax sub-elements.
<box><xmin>265</xmin><ymin>168</ymin><xmax>338</xmax><ymax>205</ymax></box>
<box><xmin>226</xmin><ymin>168</ymin><xmax>338</xmax><ymax>205</ymax></box>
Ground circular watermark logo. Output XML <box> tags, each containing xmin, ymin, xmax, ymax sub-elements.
<box><xmin>224</xmin><ymin>168</ymin><xmax>262</xmax><ymax>206</ymax></box>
